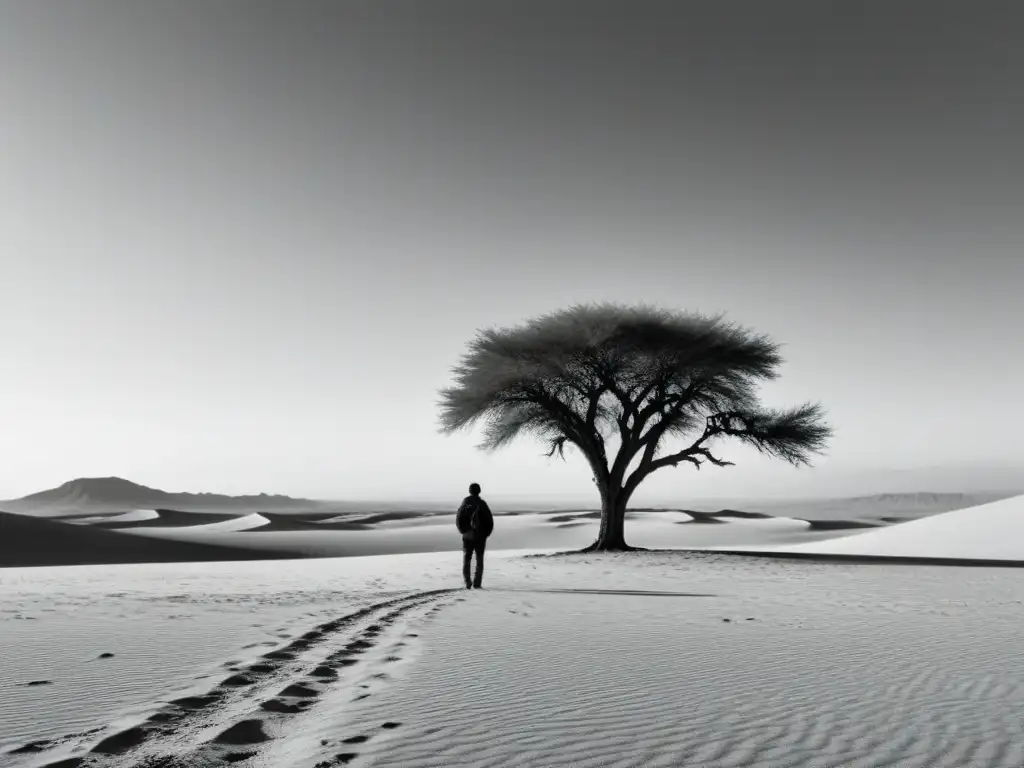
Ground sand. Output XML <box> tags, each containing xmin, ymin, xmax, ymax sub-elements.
<box><xmin>4</xmin><ymin>493</ymin><xmax>1024</xmax><ymax>767</ymax></box>
<box><xmin>4</xmin><ymin>549</ymin><xmax>1024</xmax><ymax>767</ymax></box>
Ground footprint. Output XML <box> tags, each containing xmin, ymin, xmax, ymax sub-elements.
<box><xmin>147</xmin><ymin>711</ymin><xmax>182</xmax><ymax>724</ymax></box>
<box><xmin>384</xmin><ymin>656</ymin><xmax>401</xmax><ymax>663</ymax></box>
<box><xmin>262</xmin><ymin>650</ymin><xmax>295</xmax><ymax>661</ymax></box>
<box><xmin>342</xmin><ymin>735</ymin><xmax>370</xmax><ymax>744</ymax></box>
<box><xmin>221</xmin><ymin>674</ymin><xmax>255</xmax><ymax>687</ymax></box>
<box><xmin>314</xmin><ymin>753</ymin><xmax>357</xmax><ymax>766</ymax></box>
<box><xmin>10</xmin><ymin>739</ymin><xmax>53</xmax><ymax>754</ymax></box>
<box><xmin>214</xmin><ymin>720</ymin><xmax>272</xmax><ymax>746</ymax></box>
<box><xmin>261</xmin><ymin>699</ymin><xmax>305</xmax><ymax>714</ymax></box>
<box><xmin>225</xmin><ymin>752</ymin><xmax>258</xmax><ymax>763</ymax></box>
<box><xmin>170</xmin><ymin>694</ymin><xmax>219</xmax><ymax>710</ymax></box>
<box><xmin>279</xmin><ymin>684</ymin><xmax>319</xmax><ymax>698</ymax></box>
<box><xmin>91</xmin><ymin>726</ymin><xmax>150</xmax><ymax>755</ymax></box>
<box><xmin>381</xmin><ymin>722</ymin><xmax>401</xmax><ymax>730</ymax></box>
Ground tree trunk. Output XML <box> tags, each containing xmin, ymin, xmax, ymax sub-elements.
<box><xmin>580</xmin><ymin>487</ymin><xmax>637</xmax><ymax>552</ymax></box>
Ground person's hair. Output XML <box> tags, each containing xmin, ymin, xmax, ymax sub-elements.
<box><xmin>468</xmin><ymin>482</ymin><xmax>481</xmax><ymax>495</ymax></box>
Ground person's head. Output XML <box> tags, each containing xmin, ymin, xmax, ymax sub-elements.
<box><xmin>468</xmin><ymin>482</ymin><xmax>481</xmax><ymax>496</ymax></box>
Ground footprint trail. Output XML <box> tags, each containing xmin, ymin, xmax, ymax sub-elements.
<box><xmin>25</xmin><ymin>589</ymin><xmax>458</xmax><ymax>768</ymax></box>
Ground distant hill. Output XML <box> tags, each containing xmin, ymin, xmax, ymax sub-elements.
<box><xmin>0</xmin><ymin>509</ymin><xmax>303</xmax><ymax>568</ymax></box>
<box><xmin>2</xmin><ymin>477</ymin><xmax>325</xmax><ymax>517</ymax></box>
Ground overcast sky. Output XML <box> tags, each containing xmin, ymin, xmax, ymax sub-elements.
<box><xmin>1</xmin><ymin>1</ymin><xmax>1021</xmax><ymax>503</ymax></box>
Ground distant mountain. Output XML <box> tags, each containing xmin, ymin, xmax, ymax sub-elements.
<box><xmin>2</xmin><ymin>477</ymin><xmax>325</xmax><ymax>517</ymax></box>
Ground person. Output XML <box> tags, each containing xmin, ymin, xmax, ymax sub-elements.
<box><xmin>456</xmin><ymin>482</ymin><xmax>494</xmax><ymax>589</ymax></box>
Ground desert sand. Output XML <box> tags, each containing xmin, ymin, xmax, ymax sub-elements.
<box><xmin>3</xmin><ymin>493</ymin><xmax>1024</xmax><ymax>767</ymax></box>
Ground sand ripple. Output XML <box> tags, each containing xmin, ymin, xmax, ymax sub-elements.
<box><xmin>337</xmin><ymin>555</ymin><xmax>1024</xmax><ymax>768</ymax></box>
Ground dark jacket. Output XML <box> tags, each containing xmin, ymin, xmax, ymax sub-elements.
<box><xmin>457</xmin><ymin>495</ymin><xmax>494</xmax><ymax>539</ymax></box>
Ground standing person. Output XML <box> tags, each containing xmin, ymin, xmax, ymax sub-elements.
<box><xmin>456</xmin><ymin>482</ymin><xmax>494</xmax><ymax>589</ymax></box>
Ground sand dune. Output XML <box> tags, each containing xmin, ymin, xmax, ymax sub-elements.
<box><xmin>761</xmin><ymin>493</ymin><xmax>1024</xmax><ymax>562</ymax></box>
<box><xmin>244</xmin><ymin>513</ymin><xmax>372</xmax><ymax>532</ymax></box>
<box><xmin>0</xmin><ymin>510</ymin><xmax>299</xmax><ymax>567</ymax></box>
<box><xmin>706</xmin><ymin>493</ymin><xmax>1024</xmax><ymax>566</ymax></box>
<box><xmin>2</xmin><ymin>493</ymin><xmax>1002</xmax><ymax>570</ymax></box>
<box><xmin>66</xmin><ymin>510</ymin><xmax>162</xmax><ymax>526</ymax></box>
<box><xmin>97</xmin><ymin>509</ymin><xmax>245</xmax><ymax>528</ymax></box>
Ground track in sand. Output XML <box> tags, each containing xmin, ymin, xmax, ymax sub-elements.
<box><xmin>23</xmin><ymin>590</ymin><xmax>461</xmax><ymax>768</ymax></box>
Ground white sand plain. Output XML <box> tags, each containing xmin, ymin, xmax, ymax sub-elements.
<box><xmin>2</xmin><ymin>493</ymin><xmax>1024</xmax><ymax>767</ymax></box>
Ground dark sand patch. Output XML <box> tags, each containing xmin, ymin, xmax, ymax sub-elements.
<box><xmin>803</xmin><ymin>519</ymin><xmax>880</xmax><ymax>530</ymax></box>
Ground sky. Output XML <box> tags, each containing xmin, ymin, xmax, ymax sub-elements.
<box><xmin>0</xmin><ymin>1</ymin><xmax>1022</xmax><ymax>503</ymax></box>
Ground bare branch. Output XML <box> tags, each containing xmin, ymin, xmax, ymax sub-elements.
<box><xmin>544</xmin><ymin>435</ymin><xmax>569</xmax><ymax>461</ymax></box>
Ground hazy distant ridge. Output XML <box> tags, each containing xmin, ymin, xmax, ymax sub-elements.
<box><xmin>4</xmin><ymin>477</ymin><xmax>324</xmax><ymax>516</ymax></box>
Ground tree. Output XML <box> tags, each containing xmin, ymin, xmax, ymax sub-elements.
<box><xmin>437</xmin><ymin>304</ymin><xmax>832</xmax><ymax>552</ymax></box>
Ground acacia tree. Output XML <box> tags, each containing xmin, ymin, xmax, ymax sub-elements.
<box><xmin>438</xmin><ymin>304</ymin><xmax>832</xmax><ymax>552</ymax></box>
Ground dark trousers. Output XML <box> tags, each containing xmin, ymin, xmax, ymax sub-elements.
<box><xmin>462</xmin><ymin>535</ymin><xmax>487</xmax><ymax>587</ymax></box>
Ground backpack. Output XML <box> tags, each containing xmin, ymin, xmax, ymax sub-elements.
<box><xmin>456</xmin><ymin>498</ymin><xmax>480</xmax><ymax>535</ymax></box>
